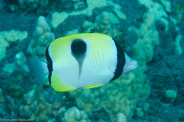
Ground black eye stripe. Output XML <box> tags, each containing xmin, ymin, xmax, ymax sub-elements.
<box><xmin>45</xmin><ymin>44</ymin><xmax>53</xmax><ymax>86</ymax></box>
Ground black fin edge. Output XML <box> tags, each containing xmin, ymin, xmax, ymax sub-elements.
<box><xmin>45</xmin><ymin>44</ymin><xmax>53</xmax><ymax>86</ymax></box>
<box><xmin>110</xmin><ymin>40</ymin><xmax>125</xmax><ymax>82</ymax></box>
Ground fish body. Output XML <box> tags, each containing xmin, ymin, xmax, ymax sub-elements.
<box><xmin>45</xmin><ymin>33</ymin><xmax>137</xmax><ymax>92</ymax></box>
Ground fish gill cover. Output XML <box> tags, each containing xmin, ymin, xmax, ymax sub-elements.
<box><xmin>0</xmin><ymin>0</ymin><xmax>183</xmax><ymax>121</ymax></box>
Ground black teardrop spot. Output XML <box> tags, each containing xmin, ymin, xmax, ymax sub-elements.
<box><xmin>71</xmin><ymin>39</ymin><xmax>87</xmax><ymax>57</ymax></box>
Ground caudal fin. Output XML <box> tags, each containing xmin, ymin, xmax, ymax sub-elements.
<box><xmin>123</xmin><ymin>53</ymin><xmax>137</xmax><ymax>73</ymax></box>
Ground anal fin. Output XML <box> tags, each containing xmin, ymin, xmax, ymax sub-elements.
<box><xmin>51</xmin><ymin>72</ymin><xmax>76</xmax><ymax>92</ymax></box>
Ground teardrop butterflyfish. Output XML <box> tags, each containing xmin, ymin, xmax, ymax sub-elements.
<box><xmin>43</xmin><ymin>33</ymin><xmax>137</xmax><ymax>92</ymax></box>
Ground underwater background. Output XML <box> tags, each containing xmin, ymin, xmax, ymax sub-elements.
<box><xmin>0</xmin><ymin>0</ymin><xmax>184</xmax><ymax>121</ymax></box>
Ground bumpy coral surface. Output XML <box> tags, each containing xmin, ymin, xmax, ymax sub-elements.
<box><xmin>28</xmin><ymin>16</ymin><xmax>55</xmax><ymax>61</ymax></box>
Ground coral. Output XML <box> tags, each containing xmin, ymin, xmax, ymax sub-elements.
<box><xmin>81</xmin><ymin>11</ymin><xmax>122</xmax><ymax>39</ymax></box>
<box><xmin>51</xmin><ymin>0</ymin><xmax>126</xmax><ymax>28</ymax></box>
<box><xmin>0</xmin><ymin>30</ymin><xmax>28</xmax><ymax>61</ymax></box>
<box><xmin>19</xmin><ymin>104</ymin><xmax>33</xmax><ymax>118</ymax></box>
<box><xmin>0</xmin><ymin>81</ymin><xmax>68</xmax><ymax>121</ymax></box>
<box><xmin>128</xmin><ymin>0</ymin><xmax>167</xmax><ymax>69</ymax></box>
<box><xmin>159</xmin><ymin>0</ymin><xmax>171</xmax><ymax>13</ymax></box>
<box><xmin>16</xmin><ymin>86</ymin><xmax>67</xmax><ymax>121</ymax></box>
<box><xmin>138</xmin><ymin>0</ymin><xmax>168</xmax><ymax>30</ymax></box>
<box><xmin>23</xmin><ymin>89</ymin><xmax>36</xmax><ymax>105</ymax></box>
<box><xmin>3</xmin><ymin>51</ymin><xmax>30</xmax><ymax>81</ymax></box>
<box><xmin>62</xmin><ymin>107</ymin><xmax>89</xmax><ymax>122</ymax></box>
<box><xmin>51</xmin><ymin>12</ymin><xmax>69</xmax><ymax>29</ymax></box>
<box><xmin>165</xmin><ymin>89</ymin><xmax>177</xmax><ymax>101</ymax></box>
<box><xmin>0</xmin><ymin>39</ymin><xmax>9</xmax><ymax>62</ymax></box>
<box><xmin>6</xmin><ymin>83</ymin><xmax>24</xmax><ymax>98</ymax></box>
<box><xmin>160</xmin><ymin>89</ymin><xmax>177</xmax><ymax>104</ymax></box>
<box><xmin>175</xmin><ymin>33</ymin><xmax>183</xmax><ymax>55</ymax></box>
<box><xmin>66</xmin><ymin>29</ymin><xmax>79</xmax><ymax>36</ymax></box>
<box><xmin>72</xmin><ymin>0</ymin><xmax>87</xmax><ymax>10</ymax></box>
<box><xmin>0</xmin><ymin>89</ymin><xmax>7</xmax><ymax>118</ymax></box>
<box><xmin>18</xmin><ymin>0</ymin><xmax>49</xmax><ymax>10</ymax></box>
<box><xmin>135</xmin><ymin>107</ymin><xmax>144</xmax><ymax>117</ymax></box>
<box><xmin>28</xmin><ymin>16</ymin><xmax>55</xmax><ymax>61</ymax></box>
<box><xmin>129</xmin><ymin>19</ymin><xmax>159</xmax><ymax>65</ymax></box>
<box><xmin>82</xmin><ymin>21</ymin><xmax>94</xmax><ymax>33</ymax></box>
<box><xmin>159</xmin><ymin>0</ymin><xmax>183</xmax><ymax>55</ymax></box>
<box><xmin>0</xmin><ymin>89</ymin><xmax>17</xmax><ymax>116</ymax></box>
<box><xmin>115</xmin><ymin>113</ymin><xmax>127</xmax><ymax>122</ymax></box>
<box><xmin>94</xmin><ymin>11</ymin><xmax>122</xmax><ymax>39</ymax></box>
<box><xmin>5</xmin><ymin>0</ymin><xmax>49</xmax><ymax>13</ymax></box>
<box><xmin>70</xmin><ymin>69</ymin><xmax>150</xmax><ymax>121</ymax></box>
<box><xmin>172</xmin><ymin>0</ymin><xmax>184</xmax><ymax>24</ymax></box>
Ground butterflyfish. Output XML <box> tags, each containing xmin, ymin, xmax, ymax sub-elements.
<box><xmin>35</xmin><ymin>33</ymin><xmax>138</xmax><ymax>92</ymax></box>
